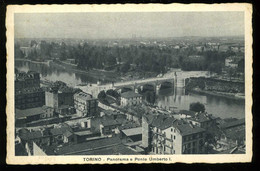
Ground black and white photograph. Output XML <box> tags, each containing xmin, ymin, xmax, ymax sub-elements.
<box><xmin>6</xmin><ymin>4</ymin><xmax>252</xmax><ymax>164</ymax></box>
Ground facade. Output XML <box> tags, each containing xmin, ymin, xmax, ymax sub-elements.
<box><xmin>74</xmin><ymin>92</ymin><xmax>98</xmax><ymax>117</ymax></box>
<box><xmin>15</xmin><ymin>70</ymin><xmax>44</xmax><ymax>110</ymax></box>
<box><xmin>45</xmin><ymin>86</ymin><xmax>74</xmax><ymax>113</ymax></box>
<box><xmin>99</xmin><ymin>116</ymin><xmax>121</xmax><ymax>135</ymax></box>
<box><xmin>225</xmin><ymin>58</ymin><xmax>238</xmax><ymax>68</ymax></box>
<box><xmin>15</xmin><ymin>106</ymin><xmax>56</xmax><ymax>125</ymax></box>
<box><xmin>120</xmin><ymin>91</ymin><xmax>142</xmax><ymax>106</ymax></box>
<box><xmin>15</xmin><ymin>87</ymin><xmax>45</xmax><ymax>109</ymax></box>
<box><xmin>15</xmin><ymin>71</ymin><xmax>40</xmax><ymax>91</ymax></box>
<box><xmin>142</xmin><ymin>115</ymin><xmax>206</xmax><ymax>154</ymax></box>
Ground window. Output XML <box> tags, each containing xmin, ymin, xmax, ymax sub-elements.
<box><xmin>171</xmin><ymin>128</ymin><xmax>173</xmax><ymax>132</ymax></box>
<box><xmin>174</xmin><ymin>136</ymin><xmax>176</xmax><ymax>140</ymax></box>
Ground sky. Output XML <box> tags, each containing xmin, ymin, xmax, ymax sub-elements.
<box><xmin>14</xmin><ymin>12</ymin><xmax>244</xmax><ymax>39</ymax></box>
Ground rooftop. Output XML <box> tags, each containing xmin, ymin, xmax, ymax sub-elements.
<box><xmin>144</xmin><ymin>114</ymin><xmax>205</xmax><ymax>136</ymax></box>
<box><xmin>173</xmin><ymin>120</ymin><xmax>205</xmax><ymax>136</ymax></box>
<box><xmin>16</xmin><ymin>107</ymin><xmax>45</xmax><ymax>119</ymax></box>
<box><xmin>74</xmin><ymin>92</ymin><xmax>95</xmax><ymax>101</ymax></box>
<box><xmin>188</xmin><ymin>112</ymin><xmax>216</xmax><ymax>123</ymax></box>
<box><xmin>101</xmin><ymin>116</ymin><xmax>120</xmax><ymax>127</ymax></box>
<box><xmin>50</xmin><ymin>125</ymin><xmax>73</xmax><ymax>136</ymax></box>
<box><xmin>121</xmin><ymin>127</ymin><xmax>142</xmax><ymax>137</ymax></box>
<box><xmin>19</xmin><ymin>130</ymin><xmax>44</xmax><ymax>141</ymax></box>
<box><xmin>151</xmin><ymin>115</ymin><xmax>176</xmax><ymax>130</ymax></box>
<box><xmin>121</xmin><ymin>91</ymin><xmax>142</xmax><ymax>99</ymax></box>
<box><xmin>179</xmin><ymin>110</ymin><xmax>196</xmax><ymax>117</ymax></box>
<box><xmin>219</xmin><ymin>118</ymin><xmax>245</xmax><ymax>130</ymax></box>
<box><xmin>56</xmin><ymin>137</ymin><xmax>123</xmax><ymax>155</ymax></box>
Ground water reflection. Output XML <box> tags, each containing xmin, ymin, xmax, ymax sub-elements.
<box><xmin>156</xmin><ymin>87</ymin><xmax>245</xmax><ymax>119</ymax></box>
<box><xmin>15</xmin><ymin>60</ymin><xmax>245</xmax><ymax>119</ymax></box>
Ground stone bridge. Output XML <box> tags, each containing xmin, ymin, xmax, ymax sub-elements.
<box><xmin>76</xmin><ymin>71</ymin><xmax>210</xmax><ymax>98</ymax></box>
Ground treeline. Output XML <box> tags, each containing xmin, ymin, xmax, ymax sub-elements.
<box><xmin>15</xmin><ymin>40</ymin><xmax>243</xmax><ymax>74</ymax></box>
<box><xmin>185</xmin><ymin>77</ymin><xmax>244</xmax><ymax>93</ymax></box>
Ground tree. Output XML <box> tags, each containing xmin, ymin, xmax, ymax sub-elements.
<box><xmin>98</xmin><ymin>90</ymin><xmax>106</xmax><ymax>99</ymax></box>
<box><xmin>120</xmin><ymin>62</ymin><xmax>130</xmax><ymax>73</ymax></box>
<box><xmin>208</xmin><ymin>62</ymin><xmax>222</xmax><ymax>74</ymax></box>
<box><xmin>145</xmin><ymin>91</ymin><xmax>156</xmax><ymax>104</ymax></box>
<box><xmin>189</xmin><ymin>102</ymin><xmax>205</xmax><ymax>113</ymax></box>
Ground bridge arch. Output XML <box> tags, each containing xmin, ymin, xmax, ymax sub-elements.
<box><xmin>159</xmin><ymin>81</ymin><xmax>174</xmax><ymax>90</ymax></box>
<box><xmin>118</xmin><ymin>86</ymin><xmax>134</xmax><ymax>94</ymax></box>
<box><xmin>137</xmin><ymin>83</ymin><xmax>156</xmax><ymax>93</ymax></box>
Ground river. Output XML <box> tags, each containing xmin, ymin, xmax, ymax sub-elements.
<box><xmin>15</xmin><ymin>60</ymin><xmax>245</xmax><ymax>119</ymax></box>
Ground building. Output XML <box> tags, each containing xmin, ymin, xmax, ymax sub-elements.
<box><xmin>186</xmin><ymin>112</ymin><xmax>217</xmax><ymax>129</ymax></box>
<box><xmin>225</xmin><ymin>58</ymin><xmax>238</xmax><ymax>68</ymax></box>
<box><xmin>15</xmin><ymin>106</ymin><xmax>56</xmax><ymax>126</ymax></box>
<box><xmin>216</xmin><ymin>118</ymin><xmax>245</xmax><ymax>151</ymax></box>
<box><xmin>74</xmin><ymin>92</ymin><xmax>98</xmax><ymax>117</ymax></box>
<box><xmin>54</xmin><ymin>136</ymin><xmax>140</xmax><ymax>155</ymax></box>
<box><xmin>15</xmin><ymin>87</ymin><xmax>45</xmax><ymax>109</ymax></box>
<box><xmin>15</xmin><ymin>71</ymin><xmax>40</xmax><ymax>91</ymax></box>
<box><xmin>45</xmin><ymin>83</ymin><xmax>75</xmax><ymax>114</ymax></box>
<box><xmin>15</xmin><ymin>70</ymin><xmax>44</xmax><ymax>109</ymax></box>
<box><xmin>225</xmin><ymin>56</ymin><xmax>244</xmax><ymax>68</ymax></box>
<box><xmin>120</xmin><ymin>91</ymin><xmax>142</xmax><ymax>106</ymax></box>
<box><xmin>17</xmin><ymin>124</ymin><xmax>77</xmax><ymax>155</ymax></box>
<box><xmin>120</xmin><ymin>127</ymin><xmax>142</xmax><ymax>143</ymax></box>
<box><xmin>142</xmin><ymin>114</ymin><xmax>206</xmax><ymax>154</ymax></box>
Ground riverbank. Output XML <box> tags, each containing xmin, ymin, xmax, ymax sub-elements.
<box><xmin>189</xmin><ymin>88</ymin><xmax>245</xmax><ymax>100</ymax></box>
<box><xmin>15</xmin><ymin>58</ymin><xmax>50</xmax><ymax>65</ymax></box>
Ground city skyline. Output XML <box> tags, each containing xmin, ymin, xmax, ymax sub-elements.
<box><xmin>14</xmin><ymin>12</ymin><xmax>244</xmax><ymax>39</ymax></box>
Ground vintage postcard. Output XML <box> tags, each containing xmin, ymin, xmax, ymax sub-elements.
<box><xmin>6</xmin><ymin>4</ymin><xmax>253</xmax><ymax>164</ymax></box>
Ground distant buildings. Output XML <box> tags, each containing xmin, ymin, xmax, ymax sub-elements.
<box><xmin>74</xmin><ymin>92</ymin><xmax>98</xmax><ymax>117</ymax></box>
<box><xmin>142</xmin><ymin>114</ymin><xmax>206</xmax><ymax>154</ymax></box>
<box><xmin>120</xmin><ymin>91</ymin><xmax>142</xmax><ymax>106</ymax></box>
<box><xmin>225</xmin><ymin>56</ymin><xmax>244</xmax><ymax>68</ymax></box>
<box><xmin>15</xmin><ymin>70</ymin><xmax>45</xmax><ymax>109</ymax></box>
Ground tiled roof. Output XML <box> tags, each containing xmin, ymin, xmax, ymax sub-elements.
<box><xmin>16</xmin><ymin>107</ymin><xmax>45</xmax><ymax>119</ymax></box>
<box><xmin>121</xmin><ymin>91</ymin><xmax>142</xmax><ymax>99</ymax></box>
<box><xmin>158</xmin><ymin>117</ymin><xmax>176</xmax><ymax>130</ymax></box>
<box><xmin>173</xmin><ymin>120</ymin><xmax>205</xmax><ymax>136</ymax></box>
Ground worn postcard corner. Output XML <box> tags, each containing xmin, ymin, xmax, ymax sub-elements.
<box><xmin>6</xmin><ymin>3</ymin><xmax>252</xmax><ymax>164</ymax></box>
